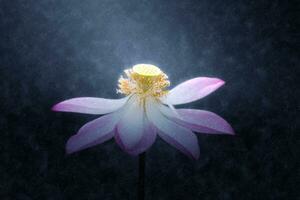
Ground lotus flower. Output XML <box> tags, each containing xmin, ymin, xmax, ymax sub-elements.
<box><xmin>52</xmin><ymin>64</ymin><xmax>234</xmax><ymax>159</ymax></box>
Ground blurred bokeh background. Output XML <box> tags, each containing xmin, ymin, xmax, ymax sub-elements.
<box><xmin>0</xmin><ymin>0</ymin><xmax>298</xmax><ymax>199</ymax></box>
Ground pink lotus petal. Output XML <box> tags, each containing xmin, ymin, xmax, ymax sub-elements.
<box><xmin>147</xmin><ymin>101</ymin><xmax>200</xmax><ymax>159</ymax></box>
<box><xmin>115</xmin><ymin>101</ymin><xmax>155</xmax><ymax>154</ymax></box>
<box><xmin>161</xmin><ymin>77</ymin><xmax>225</xmax><ymax>105</ymax></box>
<box><xmin>52</xmin><ymin>97</ymin><xmax>128</xmax><ymax>115</ymax></box>
<box><xmin>176</xmin><ymin>109</ymin><xmax>235</xmax><ymax>135</ymax></box>
<box><xmin>159</xmin><ymin>105</ymin><xmax>234</xmax><ymax>135</ymax></box>
<box><xmin>66</xmin><ymin>113</ymin><xmax>119</xmax><ymax>154</ymax></box>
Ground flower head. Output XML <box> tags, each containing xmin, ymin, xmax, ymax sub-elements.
<box><xmin>52</xmin><ymin>64</ymin><xmax>234</xmax><ymax>159</ymax></box>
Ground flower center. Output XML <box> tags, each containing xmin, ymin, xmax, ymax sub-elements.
<box><xmin>118</xmin><ymin>64</ymin><xmax>170</xmax><ymax>98</ymax></box>
<box><xmin>132</xmin><ymin>64</ymin><xmax>161</xmax><ymax>77</ymax></box>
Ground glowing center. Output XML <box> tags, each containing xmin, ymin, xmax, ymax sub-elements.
<box><xmin>132</xmin><ymin>64</ymin><xmax>161</xmax><ymax>77</ymax></box>
<box><xmin>118</xmin><ymin>64</ymin><xmax>170</xmax><ymax>98</ymax></box>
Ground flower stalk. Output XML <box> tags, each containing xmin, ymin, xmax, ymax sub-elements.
<box><xmin>138</xmin><ymin>153</ymin><xmax>146</xmax><ymax>200</ymax></box>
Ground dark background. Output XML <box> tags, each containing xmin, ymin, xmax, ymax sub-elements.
<box><xmin>0</xmin><ymin>0</ymin><xmax>298</xmax><ymax>199</ymax></box>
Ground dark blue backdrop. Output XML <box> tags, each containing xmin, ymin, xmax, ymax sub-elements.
<box><xmin>0</xmin><ymin>0</ymin><xmax>298</xmax><ymax>199</ymax></box>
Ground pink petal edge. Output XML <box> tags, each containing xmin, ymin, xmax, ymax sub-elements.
<box><xmin>66</xmin><ymin>113</ymin><xmax>118</xmax><ymax>154</ymax></box>
<box><xmin>162</xmin><ymin>77</ymin><xmax>225</xmax><ymax>105</ymax></box>
<box><xmin>52</xmin><ymin>97</ymin><xmax>128</xmax><ymax>115</ymax></box>
<box><xmin>176</xmin><ymin>109</ymin><xmax>235</xmax><ymax>135</ymax></box>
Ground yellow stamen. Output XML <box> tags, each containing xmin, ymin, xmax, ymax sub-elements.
<box><xmin>117</xmin><ymin>64</ymin><xmax>170</xmax><ymax>98</ymax></box>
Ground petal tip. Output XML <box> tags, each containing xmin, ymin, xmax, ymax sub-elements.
<box><xmin>65</xmin><ymin>145</ymin><xmax>76</xmax><ymax>154</ymax></box>
<box><xmin>51</xmin><ymin>103</ymin><xmax>65</xmax><ymax>112</ymax></box>
<box><xmin>65</xmin><ymin>145</ymin><xmax>74</xmax><ymax>155</ymax></box>
<box><xmin>228</xmin><ymin>128</ymin><xmax>235</xmax><ymax>135</ymax></box>
<box><xmin>51</xmin><ymin>104</ymin><xmax>59</xmax><ymax>111</ymax></box>
<box><xmin>219</xmin><ymin>79</ymin><xmax>225</xmax><ymax>85</ymax></box>
<box><xmin>215</xmin><ymin>78</ymin><xmax>225</xmax><ymax>86</ymax></box>
<box><xmin>225</xmin><ymin>124</ymin><xmax>235</xmax><ymax>135</ymax></box>
<box><xmin>65</xmin><ymin>137</ymin><xmax>77</xmax><ymax>154</ymax></box>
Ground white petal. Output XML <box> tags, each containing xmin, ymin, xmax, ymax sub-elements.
<box><xmin>147</xmin><ymin>99</ymin><xmax>200</xmax><ymax>159</ymax></box>
<box><xmin>125</xmin><ymin>122</ymin><xmax>157</xmax><ymax>155</ymax></box>
<box><xmin>116</xmin><ymin>98</ymin><xmax>151</xmax><ymax>152</ymax></box>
